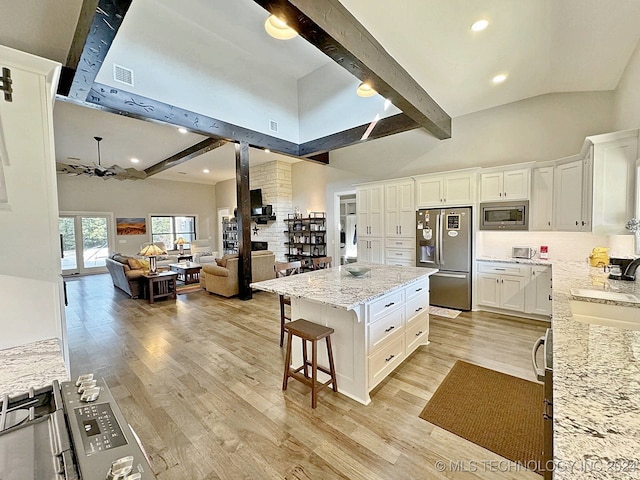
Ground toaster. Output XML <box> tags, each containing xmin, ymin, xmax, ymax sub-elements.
<box><xmin>512</xmin><ymin>246</ymin><xmax>537</xmax><ymax>259</ymax></box>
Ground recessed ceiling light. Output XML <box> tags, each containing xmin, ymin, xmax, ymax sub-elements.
<box><xmin>203</xmin><ymin>169</ymin><xmax>210</xmax><ymax>174</ymax></box>
<box><xmin>130</xmin><ymin>158</ymin><xmax>139</xmax><ymax>163</ymax></box>
<box><xmin>492</xmin><ymin>73</ymin><xmax>508</xmax><ymax>84</ymax></box>
<box><xmin>356</xmin><ymin>82</ymin><xmax>377</xmax><ymax>98</ymax></box>
<box><xmin>178</xmin><ymin>127</ymin><xmax>188</xmax><ymax>134</ymax></box>
<box><xmin>264</xmin><ymin>14</ymin><xmax>297</xmax><ymax>40</ymax></box>
<box><xmin>471</xmin><ymin>19</ymin><xmax>489</xmax><ymax>32</ymax></box>
<box><xmin>265</xmin><ymin>149</ymin><xmax>271</xmax><ymax>153</ymax></box>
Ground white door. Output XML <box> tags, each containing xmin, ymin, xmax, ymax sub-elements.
<box><xmin>526</xmin><ymin>267</ymin><xmax>552</xmax><ymax>316</ymax></box>
<box><xmin>59</xmin><ymin>214</ymin><xmax>113</xmax><ymax>275</ymax></box>
<box><xmin>397</xmin><ymin>182</ymin><xmax>415</xmax><ymax>237</ymax></box>
<box><xmin>384</xmin><ymin>183</ymin><xmax>400</xmax><ymax>237</ymax></box>
<box><xmin>477</xmin><ymin>273</ymin><xmax>500</xmax><ymax>308</ymax></box>
<box><xmin>500</xmin><ymin>275</ymin><xmax>526</xmax><ymax>311</ymax></box>
<box><xmin>368</xmin><ymin>185</ymin><xmax>384</xmax><ymax>236</ymax></box>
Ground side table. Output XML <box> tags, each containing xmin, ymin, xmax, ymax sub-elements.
<box><xmin>141</xmin><ymin>271</ymin><xmax>178</xmax><ymax>304</ymax></box>
<box><xmin>177</xmin><ymin>254</ymin><xmax>193</xmax><ymax>262</ymax></box>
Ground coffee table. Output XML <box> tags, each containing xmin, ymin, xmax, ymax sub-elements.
<box><xmin>141</xmin><ymin>271</ymin><xmax>178</xmax><ymax>304</ymax></box>
<box><xmin>168</xmin><ymin>262</ymin><xmax>203</xmax><ymax>284</ymax></box>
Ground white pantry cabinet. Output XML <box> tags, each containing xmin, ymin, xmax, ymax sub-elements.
<box><xmin>480</xmin><ymin>168</ymin><xmax>530</xmax><ymax>202</ymax></box>
<box><xmin>356</xmin><ymin>184</ymin><xmax>384</xmax><ymax>238</ymax></box>
<box><xmin>384</xmin><ymin>180</ymin><xmax>414</xmax><ymax>238</ymax></box>
<box><xmin>415</xmin><ymin>170</ymin><xmax>477</xmax><ymax>208</ymax></box>
<box><xmin>357</xmin><ymin>238</ymin><xmax>384</xmax><ymax>263</ymax></box>
<box><xmin>553</xmin><ymin>157</ymin><xmax>588</xmax><ymax>231</ymax></box>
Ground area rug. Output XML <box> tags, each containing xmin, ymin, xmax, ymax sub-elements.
<box><xmin>176</xmin><ymin>284</ymin><xmax>202</xmax><ymax>295</ymax></box>
<box><xmin>428</xmin><ymin>305</ymin><xmax>461</xmax><ymax>318</ymax></box>
<box><xmin>419</xmin><ymin>361</ymin><xmax>543</xmax><ymax>475</ymax></box>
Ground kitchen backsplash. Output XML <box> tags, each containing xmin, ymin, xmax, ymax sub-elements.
<box><xmin>477</xmin><ymin>231</ymin><xmax>635</xmax><ymax>262</ymax></box>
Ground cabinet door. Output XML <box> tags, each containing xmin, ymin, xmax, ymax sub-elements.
<box><xmin>525</xmin><ymin>267</ymin><xmax>552</xmax><ymax>316</ymax></box>
<box><xmin>369</xmin><ymin>185</ymin><xmax>384</xmax><ymax>237</ymax></box>
<box><xmin>554</xmin><ymin>160</ymin><xmax>583</xmax><ymax>231</ymax></box>
<box><xmin>503</xmin><ymin>169</ymin><xmax>529</xmax><ymax>200</ymax></box>
<box><xmin>416</xmin><ymin>176</ymin><xmax>443</xmax><ymax>207</ymax></box>
<box><xmin>477</xmin><ymin>273</ymin><xmax>500</xmax><ymax>308</ymax></box>
<box><xmin>384</xmin><ymin>183</ymin><xmax>400</xmax><ymax>236</ymax></box>
<box><xmin>397</xmin><ymin>181</ymin><xmax>415</xmax><ymax>237</ymax></box>
<box><xmin>357</xmin><ymin>239</ymin><xmax>370</xmax><ymax>262</ymax></box>
<box><xmin>444</xmin><ymin>174</ymin><xmax>474</xmax><ymax>205</ymax></box>
<box><xmin>531</xmin><ymin>167</ymin><xmax>554</xmax><ymax>230</ymax></box>
<box><xmin>369</xmin><ymin>238</ymin><xmax>384</xmax><ymax>264</ymax></box>
<box><xmin>500</xmin><ymin>275</ymin><xmax>526</xmax><ymax>311</ymax></box>
<box><xmin>480</xmin><ymin>172</ymin><xmax>504</xmax><ymax>201</ymax></box>
<box><xmin>592</xmin><ymin>136</ymin><xmax>638</xmax><ymax>234</ymax></box>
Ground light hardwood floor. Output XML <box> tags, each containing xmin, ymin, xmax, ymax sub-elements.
<box><xmin>64</xmin><ymin>274</ymin><xmax>547</xmax><ymax>479</ymax></box>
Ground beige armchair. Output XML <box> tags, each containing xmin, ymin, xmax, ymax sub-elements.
<box><xmin>200</xmin><ymin>250</ymin><xmax>276</xmax><ymax>297</ymax></box>
<box><xmin>190</xmin><ymin>239</ymin><xmax>218</xmax><ymax>264</ymax></box>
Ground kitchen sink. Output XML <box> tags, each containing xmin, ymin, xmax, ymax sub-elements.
<box><xmin>570</xmin><ymin>288</ymin><xmax>640</xmax><ymax>303</ymax></box>
<box><xmin>569</xmin><ymin>300</ymin><xmax>640</xmax><ymax>330</ymax></box>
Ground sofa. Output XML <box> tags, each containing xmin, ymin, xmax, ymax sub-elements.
<box><xmin>189</xmin><ymin>239</ymin><xmax>218</xmax><ymax>265</ymax></box>
<box><xmin>106</xmin><ymin>254</ymin><xmax>148</xmax><ymax>298</ymax></box>
<box><xmin>200</xmin><ymin>250</ymin><xmax>276</xmax><ymax>297</ymax></box>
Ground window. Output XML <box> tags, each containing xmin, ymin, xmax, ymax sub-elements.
<box><xmin>150</xmin><ymin>216</ymin><xmax>196</xmax><ymax>249</ymax></box>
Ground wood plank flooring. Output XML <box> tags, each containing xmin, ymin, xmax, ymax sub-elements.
<box><xmin>64</xmin><ymin>274</ymin><xmax>547</xmax><ymax>479</ymax></box>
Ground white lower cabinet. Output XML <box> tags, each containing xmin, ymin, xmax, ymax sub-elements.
<box><xmin>477</xmin><ymin>262</ymin><xmax>551</xmax><ymax>317</ymax></box>
<box><xmin>357</xmin><ymin>238</ymin><xmax>384</xmax><ymax>263</ymax></box>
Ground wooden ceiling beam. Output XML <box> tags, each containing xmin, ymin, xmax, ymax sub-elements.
<box><xmin>59</xmin><ymin>0</ymin><xmax>133</xmax><ymax>100</ymax></box>
<box><xmin>254</xmin><ymin>0</ymin><xmax>451</xmax><ymax>140</ymax></box>
<box><xmin>144</xmin><ymin>138</ymin><xmax>227</xmax><ymax>177</ymax></box>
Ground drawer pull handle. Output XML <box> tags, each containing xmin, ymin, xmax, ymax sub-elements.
<box><xmin>385</xmin><ymin>354</ymin><xmax>395</xmax><ymax>362</ymax></box>
<box><xmin>494</xmin><ymin>268</ymin><xmax>505</xmax><ymax>271</ymax></box>
<box><xmin>396</xmin><ymin>253</ymin><xmax>402</xmax><ymax>256</ymax></box>
<box><xmin>415</xmin><ymin>330</ymin><xmax>423</xmax><ymax>337</ymax></box>
<box><xmin>415</xmin><ymin>307</ymin><xmax>423</xmax><ymax>312</ymax></box>
<box><xmin>384</xmin><ymin>302</ymin><xmax>395</xmax><ymax>308</ymax></box>
<box><xmin>415</xmin><ymin>288</ymin><xmax>423</xmax><ymax>292</ymax></box>
<box><xmin>395</xmin><ymin>242</ymin><xmax>402</xmax><ymax>245</ymax></box>
<box><xmin>384</xmin><ymin>325</ymin><xmax>395</xmax><ymax>332</ymax></box>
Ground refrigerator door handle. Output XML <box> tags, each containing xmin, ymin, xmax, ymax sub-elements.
<box><xmin>438</xmin><ymin>213</ymin><xmax>444</xmax><ymax>265</ymax></box>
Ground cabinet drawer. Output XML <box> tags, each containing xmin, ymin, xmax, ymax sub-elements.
<box><xmin>368</xmin><ymin>309</ymin><xmax>404</xmax><ymax>351</ymax></box>
<box><xmin>368</xmin><ymin>336</ymin><xmax>405</xmax><ymax>389</ymax></box>
<box><xmin>385</xmin><ymin>238</ymin><xmax>414</xmax><ymax>249</ymax></box>
<box><xmin>406</xmin><ymin>278</ymin><xmax>428</xmax><ymax>301</ymax></box>
<box><xmin>406</xmin><ymin>317</ymin><xmax>428</xmax><ymax>354</ymax></box>
<box><xmin>385</xmin><ymin>249</ymin><xmax>414</xmax><ymax>260</ymax></box>
<box><xmin>405</xmin><ymin>293</ymin><xmax>428</xmax><ymax>322</ymax></box>
<box><xmin>477</xmin><ymin>262</ymin><xmax>528</xmax><ymax>277</ymax></box>
<box><xmin>386</xmin><ymin>258</ymin><xmax>415</xmax><ymax>267</ymax></box>
<box><xmin>368</xmin><ymin>289</ymin><xmax>404</xmax><ymax>324</ymax></box>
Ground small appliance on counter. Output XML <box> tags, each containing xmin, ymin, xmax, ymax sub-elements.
<box><xmin>588</xmin><ymin>247</ymin><xmax>610</xmax><ymax>267</ymax></box>
<box><xmin>608</xmin><ymin>256</ymin><xmax>640</xmax><ymax>281</ymax></box>
<box><xmin>512</xmin><ymin>246</ymin><xmax>536</xmax><ymax>259</ymax></box>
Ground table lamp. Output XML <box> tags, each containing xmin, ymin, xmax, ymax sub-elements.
<box><xmin>138</xmin><ymin>243</ymin><xmax>165</xmax><ymax>274</ymax></box>
<box><xmin>175</xmin><ymin>237</ymin><xmax>186</xmax><ymax>255</ymax></box>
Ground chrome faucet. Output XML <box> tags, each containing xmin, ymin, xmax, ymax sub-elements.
<box><xmin>609</xmin><ymin>257</ymin><xmax>640</xmax><ymax>281</ymax></box>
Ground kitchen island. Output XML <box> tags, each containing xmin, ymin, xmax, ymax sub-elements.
<box><xmin>252</xmin><ymin>263</ymin><xmax>437</xmax><ymax>404</ymax></box>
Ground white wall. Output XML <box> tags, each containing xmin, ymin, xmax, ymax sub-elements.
<box><xmin>57</xmin><ymin>175</ymin><xmax>216</xmax><ymax>256</ymax></box>
<box><xmin>614</xmin><ymin>39</ymin><xmax>640</xmax><ymax>130</ymax></box>
<box><xmin>291</xmin><ymin>161</ymin><xmax>327</xmax><ymax>214</ymax></box>
<box><xmin>329</xmin><ymin>91</ymin><xmax>615</xmax><ymax>181</ymax></box>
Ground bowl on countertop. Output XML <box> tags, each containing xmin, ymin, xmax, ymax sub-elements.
<box><xmin>345</xmin><ymin>266</ymin><xmax>371</xmax><ymax>277</ymax></box>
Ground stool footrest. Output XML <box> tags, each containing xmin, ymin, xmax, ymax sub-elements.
<box><xmin>288</xmin><ymin>371</ymin><xmax>335</xmax><ymax>391</ymax></box>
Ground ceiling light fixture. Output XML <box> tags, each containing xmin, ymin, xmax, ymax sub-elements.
<box><xmin>471</xmin><ymin>19</ymin><xmax>489</xmax><ymax>32</ymax></box>
<box><xmin>264</xmin><ymin>14</ymin><xmax>298</xmax><ymax>40</ymax></box>
<box><xmin>264</xmin><ymin>149</ymin><xmax>271</xmax><ymax>153</ymax></box>
<box><xmin>178</xmin><ymin>127</ymin><xmax>188</xmax><ymax>134</ymax></box>
<box><xmin>131</xmin><ymin>158</ymin><xmax>139</xmax><ymax>163</ymax></box>
<box><xmin>203</xmin><ymin>169</ymin><xmax>210</xmax><ymax>173</ymax></box>
<box><xmin>356</xmin><ymin>82</ymin><xmax>377</xmax><ymax>98</ymax></box>
<box><xmin>492</xmin><ymin>73</ymin><xmax>508</xmax><ymax>84</ymax></box>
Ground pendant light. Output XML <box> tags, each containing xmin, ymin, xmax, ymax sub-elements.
<box><xmin>356</xmin><ymin>82</ymin><xmax>377</xmax><ymax>98</ymax></box>
<box><xmin>265</xmin><ymin>14</ymin><xmax>298</xmax><ymax>40</ymax></box>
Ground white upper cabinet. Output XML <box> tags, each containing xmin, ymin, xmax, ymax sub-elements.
<box><xmin>385</xmin><ymin>180</ymin><xmax>415</xmax><ymax>238</ymax></box>
<box><xmin>480</xmin><ymin>168</ymin><xmax>530</xmax><ymax>201</ymax></box>
<box><xmin>356</xmin><ymin>184</ymin><xmax>384</xmax><ymax>237</ymax></box>
<box><xmin>553</xmin><ymin>158</ymin><xmax>585</xmax><ymax>231</ymax></box>
<box><xmin>530</xmin><ymin>166</ymin><xmax>554</xmax><ymax>230</ymax></box>
<box><xmin>415</xmin><ymin>170</ymin><xmax>477</xmax><ymax>207</ymax></box>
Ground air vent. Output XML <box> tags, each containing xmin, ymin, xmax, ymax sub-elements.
<box><xmin>269</xmin><ymin>120</ymin><xmax>278</xmax><ymax>133</ymax></box>
<box><xmin>113</xmin><ymin>64</ymin><xmax>134</xmax><ymax>87</ymax></box>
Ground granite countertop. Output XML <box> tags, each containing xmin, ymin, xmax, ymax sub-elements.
<box><xmin>479</xmin><ymin>255</ymin><xmax>640</xmax><ymax>478</ymax></box>
<box><xmin>251</xmin><ymin>263</ymin><xmax>438</xmax><ymax>310</ymax></box>
<box><xmin>0</xmin><ymin>338</ymin><xmax>68</xmax><ymax>397</ymax></box>
<box><xmin>476</xmin><ymin>256</ymin><xmax>553</xmax><ymax>266</ymax></box>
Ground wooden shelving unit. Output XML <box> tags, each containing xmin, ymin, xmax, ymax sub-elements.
<box><xmin>284</xmin><ymin>212</ymin><xmax>327</xmax><ymax>270</ymax></box>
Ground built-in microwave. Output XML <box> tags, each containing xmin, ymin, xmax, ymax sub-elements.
<box><xmin>479</xmin><ymin>201</ymin><xmax>529</xmax><ymax>230</ymax></box>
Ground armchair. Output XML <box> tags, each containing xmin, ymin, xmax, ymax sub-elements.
<box><xmin>190</xmin><ymin>239</ymin><xmax>218</xmax><ymax>264</ymax></box>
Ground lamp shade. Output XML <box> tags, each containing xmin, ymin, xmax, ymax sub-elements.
<box><xmin>138</xmin><ymin>243</ymin><xmax>165</xmax><ymax>257</ymax></box>
<box><xmin>175</xmin><ymin>237</ymin><xmax>186</xmax><ymax>245</ymax></box>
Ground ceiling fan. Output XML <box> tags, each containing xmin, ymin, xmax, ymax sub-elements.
<box><xmin>56</xmin><ymin>136</ymin><xmax>147</xmax><ymax>180</ymax></box>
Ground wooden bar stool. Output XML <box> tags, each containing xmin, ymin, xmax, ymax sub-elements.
<box><xmin>274</xmin><ymin>261</ymin><xmax>301</xmax><ymax>347</ymax></box>
<box><xmin>282</xmin><ymin>319</ymin><xmax>338</xmax><ymax>408</ymax></box>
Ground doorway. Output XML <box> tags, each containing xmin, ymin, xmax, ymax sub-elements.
<box><xmin>217</xmin><ymin>207</ymin><xmax>230</xmax><ymax>256</ymax></box>
<box><xmin>59</xmin><ymin>213</ymin><xmax>114</xmax><ymax>275</ymax></box>
<box><xmin>334</xmin><ymin>191</ymin><xmax>357</xmax><ymax>265</ymax></box>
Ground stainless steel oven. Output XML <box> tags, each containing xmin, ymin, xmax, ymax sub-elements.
<box><xmin>480</xmin><ymin>200</ymin><xmax>529</xmax><ymax>230</ymax></box>
<box><xmin>532</xmin><ymin>327</ymin><xmax>553</xmax><ymax>479</ymax></box>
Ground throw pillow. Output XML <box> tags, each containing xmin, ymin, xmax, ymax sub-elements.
<box><xmin>138</xmin><ymin>259</ymin><xmax>150</xmax><ymax>270</ymax></box>
<box><xmin>128</xmin><ymin>258</ymin><xmax>144</xmax><ymax>270</ymax></box>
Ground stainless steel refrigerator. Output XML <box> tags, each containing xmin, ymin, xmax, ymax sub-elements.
<box><xmin>416</xmin><ymin>207</ymin><xmax>472</xmax><ymax>310</ymax></box>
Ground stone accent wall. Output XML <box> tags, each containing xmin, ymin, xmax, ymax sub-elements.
<box><xmin>250</xmin><ymin>161</ymin><xmax>292</xmax><ymax>262</ymax></box>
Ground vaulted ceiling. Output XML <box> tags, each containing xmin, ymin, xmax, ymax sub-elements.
<box><xmin>2</xmin><ymin>0</ymin><xmax>640</xmax><ymax>184</ymax></box>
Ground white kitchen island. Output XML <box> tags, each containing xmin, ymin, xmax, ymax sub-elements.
<box><xmin>251</xmin><ymin>263</ymin><xmax>437</xmax><ymax>405</ymax></box>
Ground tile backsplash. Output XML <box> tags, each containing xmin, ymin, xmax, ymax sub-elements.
<box><xmin>476</xmin><ymin>231</ymin><xmax>635</xmax><ymax>262</ymax></box>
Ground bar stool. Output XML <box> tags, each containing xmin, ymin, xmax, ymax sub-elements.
<box><xmin>282</xmin><ymin>319</ymin><xmax>338</xmax><ymax>408</ymax></box>
<box><xmin>274</xmin><ymin>261</ymin><xmax>302</xmax><ymax>347</ymax></box>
